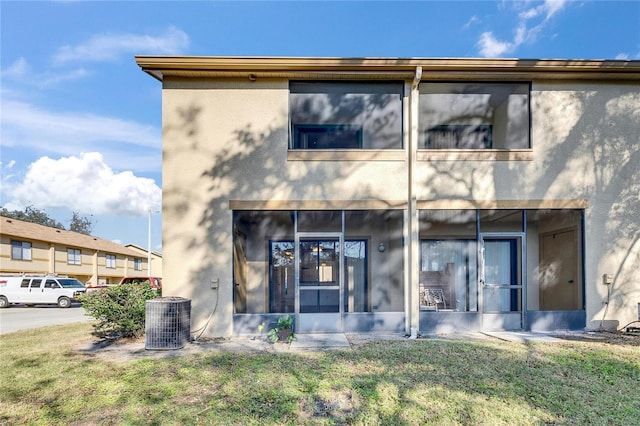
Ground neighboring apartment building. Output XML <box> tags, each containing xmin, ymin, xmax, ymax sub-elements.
<box><xmin>125</xmin><ymin>244</ymin><xmax>163</xmax><ymax>278</ymax></box>
<box><xmin>136</xmin><ymin>56</ymin><xmax>640</xmax><ymax>338</ymax></box>
<box><xmin>0</xmin><ymin>216</ymin><xmax>149</xmax><ymax>285</ymax></box>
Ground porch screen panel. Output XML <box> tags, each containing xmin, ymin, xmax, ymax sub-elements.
<box><xmin>345</xmin><ymin>240</ymin><xmax>368</xmax><ymax>312</ymax></box>
<box><xmin>270</xmin><ymin>241</ymin><xmax>295</xmax><ymax>313</ymax></box>
<box><xmin>483</xmin><ymin>240</ymin><xmax>516</xmax><ymax>312</ymax></box>
<box><xmin>345</xmin><ymin>210</ymin><xmax>405</xmax><ymax>313</ymax></box>
<box><xmin>420</xmin><ymin>240</ymin><xmax>477</xmax><ymax>312</ymax></box>
<box><xmin>419</xmin><ymin>209</ymin><xmax>478</xmax><ymax>312</ymax></box>
<box><xmin>233</xmin><ymin>211</ymin><xmax>295</xmax><ymax>314</ymax></box>
<box><xmin>526</xmin><ymin>209</ymin><xmax>584</xmax><ymax>311</ymax></box>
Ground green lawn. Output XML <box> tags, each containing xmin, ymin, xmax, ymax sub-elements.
<box><xmin>1</xmin><ymin>323</ymin><xmax>638</xmax><ymax>425</ymax></box>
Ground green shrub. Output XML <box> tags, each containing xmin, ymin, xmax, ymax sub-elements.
<box><xmin>82</xmin><ymin>282</ymin><xmax>158</xmax><ymax>340</ymax></box>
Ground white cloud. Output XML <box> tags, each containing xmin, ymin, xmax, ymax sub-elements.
<box><xmin>614</xmin><ymin>52</ymin><xmax>640</xmax><ymax>60</ymax></box>
<box><xmin>463</xmin><ymin>16</ymin><xmax>480</xmax><ymax>30</ymax></box>
<box><xmin>476</xmin><ymin>0</ymin><xmax>569</xmax><ymax>57</ymax></box>
<box><xmin>1</xmin><ymin>57</ymin><xmax>90</xmax><ymax>87</ymax></box>
<box><xmin>4</xmin><ymin>153</ymin><xmax>161</xmax><ymax>217</ymax></box>
<box><xmin>1</xmin><ymin>99</ymin><xmax>159</xmax><ymax>152</ymax></box>
<box><xmin>478</xmin><ymin>32</ymin><xmax>514</xmax><ymax>57</ymax></box>
<box><xmin>2</xmin><ymin>58</ymin><xmax>30</xmax><ymax>78</ymax></box>
<box><xmin>53</xmin><ymin>26</ymin><xmax>189</xmax><ymax>64</ymax></box>
<box><xmin>39</xmin><ymin>68</ymin><xmax>92</xmax><ymax>87</ymax></box>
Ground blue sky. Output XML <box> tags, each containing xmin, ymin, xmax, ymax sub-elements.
<box><xmin>1</xmin><ymin>0</ymin><xmax>639</xmax><ymax>251</ymax></box>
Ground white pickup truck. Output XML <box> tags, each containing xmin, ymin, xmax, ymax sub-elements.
<box><xmin>0</xmin><ymin>274</ymin><xmax>87</xmax><ymax>308</ymax></box>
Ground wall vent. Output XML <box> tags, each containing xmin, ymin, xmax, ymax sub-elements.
<box><xmin>145</xmin><ymin>297</ymin><xmax>191</xmax><ymax>350</ymax></box>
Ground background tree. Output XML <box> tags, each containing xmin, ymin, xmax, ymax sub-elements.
<box><xmin>69</xmin><ymin>211</ymin><xmax>93</xmax><ymax>235</ymax></box>
<box><xmin>0</xmin><ymin>205</ymin><xmax>65</xmax><ymax>229</ymax></box>
<box><xmin>1</xmin><ymin>206</ymin><xmax>94</xmax><ymax>235</ymax></box>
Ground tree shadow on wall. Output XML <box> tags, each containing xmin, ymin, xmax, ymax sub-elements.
<box><xmin>418</xmin><ymin>85</ymin><xmax>639</xmax><ymax>326</ymax></box>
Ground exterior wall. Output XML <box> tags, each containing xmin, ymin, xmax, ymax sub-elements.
<box><xmin>414</xmin><ymin>81</ymin><xmax>640</xmax><ymax>330</ymax></box>
<box><xmin>162</xmin><ymin>77</ymin><xmax>410</xmax><ymax>336</ymax></box>
<box><xmin>162</xmin><ymin>74</ymin><xmax>639</xmax><ymax>336</ymax></box>
<box><xmin>0</xmin><ymin>237</ymin><xmax>50</xmax><ymax>274</ymax></box>
<box><xmin>96</xmin><ymin>253</ymin><xmax>145</xmax><ymax>284</ymax></box>
<box><xmin>125</xmin><ymin>246</ymin><xmax>163</xmax><ymax>277</ymax></box>
<box><xmin>0</xmin><ymin>237</ymin><xmax>147</xmax><ymax>285</ymax></box>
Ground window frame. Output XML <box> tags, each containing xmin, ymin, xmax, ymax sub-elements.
<box><xmin>417</xmin><ymin>81</ymin><xmax>532</xmax><ymax>161</ymax></box>
<box><xmin>288</xmin><ymin>80</ymin><xmax>405</xmax><ymax>153</ymax></box>
<box><xmin>11</xmin><ymin>240</ymin><xmax>32</xmax><ymax>261</ymax></box>
<box><xmin>67</xmin><ymin>248</ymin><xmax>82</xmax><ymax>265</ymax></box>
<box><xmin>105</xmin><ymin>254</ymin><xmax>117</xmax><ymax>269</ymax></box>
<box><xmin>134</xmin><ymin>258</ymin><xmax>142</xmax><ymax>271</ymax></box>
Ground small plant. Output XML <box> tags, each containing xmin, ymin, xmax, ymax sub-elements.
<box><xmin>267</xmin><ymin>315</ymin><xmax>295</xmax><ymax>343</ymax></box>
<box><xmin>81</xmin><ymin>281</ymin><xmax>157</xmax><ymax>340</ymax></box>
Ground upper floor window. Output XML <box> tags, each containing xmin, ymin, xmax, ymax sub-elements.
<box><xmin>11</xmin><ymin>240</ymin><xmax>32</xmax><ymax>261</ymax></box>
<box><xmin>134</xmin><ymin>258</ymin><xmax>142</xmax><ymax>271</ymax></box>
<box><xmin>67</xmin><ymin>248</ymin><xmax>81</xmax><ymax>265</ymax></box>
<box><xmin>289</xmin><ymin>81</ymin><xmax>404</xmax><ymax>149</ymax></box>
<box><xmin>419</xmin><ymin>82</ymin><xmax>530</xmax><ymax>150</ymax></box>
<box><xmin>106</xmin><ymin>254</ymin><xmax>116</xmax><ymax>269</ymax></box>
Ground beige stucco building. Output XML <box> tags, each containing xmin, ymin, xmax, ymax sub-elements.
<box><xmin>0</xmin><ymin>216</ymin><xmax>150</xmax><ymax>285</ymax></box>
<box><xmin>137</xmin><ymin>56</ymin><xmax>640</xmax><ymax>338</ymax></box>
<box><xmin>125</xmin><ymin>244</ymin><xmax>163</xmax><ymax>278</ymax></box>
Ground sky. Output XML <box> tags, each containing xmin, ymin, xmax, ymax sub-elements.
<box><xmin>1</xmin><ymin>0</ymin><xmax>639</xmax><ymax>252</ymax></box>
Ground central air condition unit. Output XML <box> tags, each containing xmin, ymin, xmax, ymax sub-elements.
<box><xmin>145</xmin><ymin>297</ymin><xmax>191</xmax><ymax>350</ymax></box>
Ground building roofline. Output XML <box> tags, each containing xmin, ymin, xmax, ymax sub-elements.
<box><xmin>1</xmin><ymin>216</ymin><xmax>143</xmax><ymax>258</ymax></box>
<box><xmin>135</xmin><ymin>56</ymin><xmax>640</xmax><ymax>82</ymax></box>
<box><xmin>125</xmin><ymin>243</ymin><xmax>163</xmax><ymax>257</ymax></box>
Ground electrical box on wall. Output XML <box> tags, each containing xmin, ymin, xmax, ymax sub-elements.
<box><xmin>602</xmin><ymin>274</ymin><xmax>613</xmax><ymax>285</ymax></box>
<box><xmin>210</xmin><ymin>278</ymin><xmax>219</xmax><ymax>289</ymax></box>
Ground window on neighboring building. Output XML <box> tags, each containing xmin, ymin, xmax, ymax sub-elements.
<box><xmin>419</xmin><ymin>82</ymin><xmax>530</xmax><ymax>150</ymax></box>
<box><xmin>106</xmin><ymin>254</ymin><xmax>116</xmax><ymax>268</ymax></box>
<box><xmin>67</xmin><ymin>248</ymin><xmax>82</xmax><ymax>265</ymax></box>
<box><xmin>289</xmin><ymin>81</ymin><xmax>404</xmax><ymax>149</ymax></box>
<box><xmin>134</xmin><ymin>258</ymin><xmax>142</xmax><ymax>271</ymax></box>
<box><xmin>11</xmin><ymin>240</ymin><xmax>32</xmax><ymax>260</ymax></box>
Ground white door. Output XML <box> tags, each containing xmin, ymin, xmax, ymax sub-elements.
<box><xmin>295</xmin><ymin>233</ymin><xmax>343</xmax><ymax>333</ymax></box>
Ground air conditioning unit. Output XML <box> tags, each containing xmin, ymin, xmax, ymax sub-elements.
<box><xmin>145</xmin><ymin>297</ymin><xmax>191</xmax><ymax>350</ymax></box>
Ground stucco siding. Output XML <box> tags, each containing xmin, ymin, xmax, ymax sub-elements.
<box><xmin>533</xmin><ymin>82</ymin><xmax>639</xmax><ymax>330</ymax></box>
<box><xmin>162</xmin><ymin>77</ymin><xmax>411</xmax><ymax>335</ymax></box>
<box><xmin>160</xmin><ymin>71</ymin><xmax>639</xmax><ymax>336</ymax></box>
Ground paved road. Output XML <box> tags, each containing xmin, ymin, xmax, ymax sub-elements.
<box><xmin>0</xmin><ymin>303</ymin><xmax>93</xmax><ymax>335</ymax></box>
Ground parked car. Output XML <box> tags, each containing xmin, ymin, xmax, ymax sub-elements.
<box><xmin>119</xmin><ymin>276</ymin><xmax>162</xmax><ymax>289</ymax></box>
<box><xmin>85</xmin><ymin>276</ymin><xmax>162</xmax><ymax>292</ymax></box>
<box><xmin>0</xmin><ymin>274</ymin><xmax>86</xmax><ymax>308</ymax></box>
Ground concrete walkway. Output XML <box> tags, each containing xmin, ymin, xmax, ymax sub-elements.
<box><xmin>479</xmin><ymin>331</ymin><xmax>561</xmax><ymax>343</ymax></box>
<box><xmin>290</xmin><ymin>333</ymin><xmax>351</xmax><ymax>350</ymax></box>
<box><xmin>77</xmin><ymin>330</ymin><xmax>608</xmax><ymax>362</ymax></box>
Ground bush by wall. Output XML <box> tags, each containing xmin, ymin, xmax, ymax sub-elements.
<box><xmin>82</xmin><ymin>282</ymin><xmax>158</xmax><ymax>340</ymax></box>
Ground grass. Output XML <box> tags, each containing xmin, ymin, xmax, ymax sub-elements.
<box><xmin>1</xmin><ymin>324</ymin><xmax>639</xmax><ymax>425</ymax></box>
